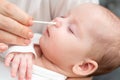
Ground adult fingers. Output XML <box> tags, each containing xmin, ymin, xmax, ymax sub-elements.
<box><xmin>0</xmin><ymin>43</ymin><xmax>8</xmax><ymax>52</ymax></box>
<box><xmin>0</xmin><ymin>0</ymin><xmax>32</xmax><ymax>26</ymax></box>
<box><xmin>0</xmin><ymin>30</ymin><xmax>31</xmax><ymax>45</ymax></box>
<box><xmin>0</xmin><ymin>14</ymin><xmax>33</xmax><ymax>39</ymax></box>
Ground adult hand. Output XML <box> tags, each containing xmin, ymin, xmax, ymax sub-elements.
<box><xmin>0</xmin><ymin>0</ymin><xmax>33</xmax><ymax>46</ymax></box>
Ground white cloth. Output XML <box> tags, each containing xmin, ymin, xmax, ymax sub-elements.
<box><xmin>7</xmin><ymin>0</ymin><xmax>99</xmax><ymax>33</ymax></box>
<box><xmin>32</xmin><ymin>65</ymin><xmax>67</xmax><ymax>80</ymax></box>
<box><xmin>0</xmin><ymin>61</ymin><xmax>67</xmax><ymax>80</ymax></box>
<box><xmin>0</xmin><ymin>33</ymin><xmax>41</xmax><ymax>58</ymax></box>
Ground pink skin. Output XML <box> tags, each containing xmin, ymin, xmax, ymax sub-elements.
<box><xmin>5</xmin><ymin>52</ymin><xmax>33</xmax><ymax>80</ymax></box>
<box><xmin>4</xmin><ymin>3</ymin><xmax>115</xmax><ymax>80</ymax></box>
<box><xmin>40</xmin><ymin>14</ymin><xmax>93</xmax><ymax>76</ymax></box>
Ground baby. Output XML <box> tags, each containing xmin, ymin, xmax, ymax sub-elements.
<box><xmin>1</xmin><ymin>3</ymin><xmax>120</xmax><ymax>80</ymax></box>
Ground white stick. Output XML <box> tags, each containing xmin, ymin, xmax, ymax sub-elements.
<box><xmin>33</xmin><ymin>20</ymin><xmax>56</xmax><ymax>25</ymax></box>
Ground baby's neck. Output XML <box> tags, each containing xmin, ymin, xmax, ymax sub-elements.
<box><xmin>33</xmin><ymin>45</ymin><xmax>92</xmax><ymax>80</ymax></box>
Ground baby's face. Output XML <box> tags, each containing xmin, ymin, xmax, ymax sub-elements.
<box><xmin>40</xmin><ymin>3</ymin><xmax>117</xmax><ymax>72</ymax></box>
<box><xmin>39</xmin><ymin>5</ymin><xmax>96</xmax><ymax>69</ymax></box>
<box><xmin>40</xmin><ymin>3</ymin><xmax>119</xmax><ymax>76</ymax></box>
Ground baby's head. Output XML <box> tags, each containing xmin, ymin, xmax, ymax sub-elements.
<box><xmin>40</xmin><ymin>3</ymin><xmax>120</xmax><ymax>77</ymax></box>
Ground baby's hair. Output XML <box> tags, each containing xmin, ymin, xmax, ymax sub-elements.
<box><xmin>83</xmin><ymin>3</ymin><xmax>120</xmax><ymax>76</ymax></box>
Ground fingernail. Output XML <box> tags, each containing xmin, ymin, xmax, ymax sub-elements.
<box><xmin>24</xmin><ymin>39</ymin><xmax>31</xmax><ymax>45</ymax></box>
<box><xmin>28</xmin><ymin>17</ymin><xmax>33</xmax><ymax>26</ymax></box>
<box><xmin>28</xmin><ymin>32</ymin><xmax>33</xmax><ymax>38</ymax></box>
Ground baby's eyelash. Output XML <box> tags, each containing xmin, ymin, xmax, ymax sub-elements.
<box><xmin>60</xmin><ymin>16</ymin><xmax>65</xmax><ymax>18</ymax></box>
<box><xmin>68</xmin><ymin>26</ymin><xmax>74</xmax><ymax>34</ymax></box>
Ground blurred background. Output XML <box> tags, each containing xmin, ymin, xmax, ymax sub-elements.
<box><xmin>93</xmin><ymin>0</ymin><xmax>120</xmax><ymax>80</ymax></box>
<box><xmin>100</xmin><ymin>0</ymin><xmax>120</xmax><ymax>17</ymax></box>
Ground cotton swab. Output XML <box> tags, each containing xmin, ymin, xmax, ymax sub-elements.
<box><xmin>33</xmin><ymin>20</ymin><xmax>56</xmax><ymax>25</ymax></box>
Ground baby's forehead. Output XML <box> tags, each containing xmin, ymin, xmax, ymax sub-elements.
<box><xmin>70</xmin><ymin>3</ymin><xmax>112</xmax><ymax>21</ymax></box>
<box><xmin>69</xmin><ymin>3</ymin><xmax>120</xmax><ymax>36</ymax></box>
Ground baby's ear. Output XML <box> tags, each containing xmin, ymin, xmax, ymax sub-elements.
<box><xmin>72</xmin><ymin>59</ymin><xmax>98</xmax><ymax>76</ymax></box>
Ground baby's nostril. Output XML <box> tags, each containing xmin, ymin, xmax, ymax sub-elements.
<box><xmin>60</xmin><ymin>16</ymin><xmax>65</xmax><ymax>18</ymax></box>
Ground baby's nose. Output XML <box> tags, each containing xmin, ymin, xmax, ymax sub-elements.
<box><xmin>53</xmin><ymin>17</ymin><xmax>64</xmax><ymax>28</ymax></box>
